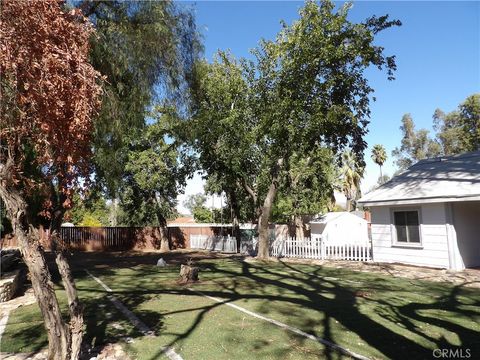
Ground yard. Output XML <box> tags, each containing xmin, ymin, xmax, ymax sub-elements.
<box><xmin>2</xmin><ymin>251</ymin><xmax>479</xmax><ymax>360</ymax></box>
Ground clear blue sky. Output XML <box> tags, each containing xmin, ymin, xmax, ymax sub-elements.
<box><xmin>177</xmin><ymin>0</ymin><xmax>480</xmax><ymax>213</ymax></box>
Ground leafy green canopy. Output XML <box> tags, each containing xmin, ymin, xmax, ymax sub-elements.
<box><xmin>77</xmin><ymin>0</ymin><xmax>201</xmax><ymax>200</ymax></box>
<box><xmin>190</xmin><ymin>0</ymin><xmax>400</xmax><ymax>223</ymax></box>
<box><xmin>434</xmin><ymin>94</ymin><xmax>480</xmax><ymax>155</ymax></box>
<box><xmin>393</xmin><ymin>94</ymin><xmax>479</xmax><ymax>171</ymax></box>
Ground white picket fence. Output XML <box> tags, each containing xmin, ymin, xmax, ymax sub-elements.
<box><xmin>270</xmin><ymin>236</ymin><xmax>371</xmax><ymax>262</ymax></box>
<box><xmin>191</xmin><ymin>234</ymin><xmax>371</xmax><ymax>262</ymax></box>
<box><xmin>189</xmin><ymin>234</ymin><xmax>237</xmax><ymax>253</ymax></box>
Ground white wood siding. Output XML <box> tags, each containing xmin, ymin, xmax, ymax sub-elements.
<box><xmin>453</xmin><ymin>201</ymin><xmax>480</xmax><ymax>267</ymax></box>
<box><xmin>370</xmin><ymin>203</ymin><xmax>450</xmax><ymax>268</ymax></box>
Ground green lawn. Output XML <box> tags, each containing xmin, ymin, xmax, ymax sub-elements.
<box><xmin>2</xmin><ymin>252</ymin><xmax>480</xmax><ymax>359</ymax></box>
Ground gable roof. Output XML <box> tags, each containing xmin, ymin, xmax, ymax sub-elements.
<box><xmin>359</xmin><ymin>151</ymin><xmax>480</xmax><ymax>206</ymax></box>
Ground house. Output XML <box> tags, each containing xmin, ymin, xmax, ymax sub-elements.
<box><xmin>309</xmin><ymin>212</ymin><xmax>369</xmax><ymax>245</ymax></box>
<box><xmin>358</xmin><ymin>151</ymin><xmax>480</xmax><ymax>270</ymax></box>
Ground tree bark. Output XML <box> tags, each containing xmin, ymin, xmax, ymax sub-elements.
<box><xmin>0</xmin><ymin>186</ymin><xmax>70</xmax><ymax>360</ymax></box>
<box><xmin>242</xmin><ymin>158</ymin><xmax>283</xmax><ymax>260</ymax></box>
<box><xmin>346</xmin><ymin>198</ymin><xmax>352</xmax><ymax>212</ymax></box>
<box><xmin>153</xmin><ymin>196</ymin><xmax>170</xmax><ymax>252</ymax></box>
<box><xmin>257</xmin><ymin>187</ymin><xmax>277</xmax><ymax>259</ymax></box>
<box><xmin>229</xmin><ymin>190</ymin><xmax>241</xmax><ymax>252</ymax></box>
<box><xmin>257</xmin><ymin>160</ymin><xmax>283</xmax><ymax>259</ymax></box>
<box><xmin>294</xmin><ymin>215</ymin><xmax>305</xmax><ymax>239</ymax></box>
<box><xmin>156</xmin><ymin>211</ymin><xmax>170</xmax><ymax>252</ymax></box>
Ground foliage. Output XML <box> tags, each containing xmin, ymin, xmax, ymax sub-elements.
<box><xmin>0</xmin><ymin>0</ymin><xmax>102</xmax><ymax>209</ymax></box>
<box><xmin>67</xmin><ymin>192</ymin><xmax>110</xmax><ymax>226</ymax></box>
<box><xmin>183</xmin><ymin>193</ymin><xmax>208</xmax><ymax>214</ymax></box>
<box><xmin>76</xmin><ymin>0</ymin><xmax>201</xmax><ymax>201</ymax></box>
<box><xmin>393</xmin><ymin>94</ymin><xmax>479</xmax><ymax>172</ymax></box>
<box><xmin>272</xmin><ymin>149</ymin><xmax>336</xmax><ymax>222</ymax></box>
<box><xmin>116</xmin><ymin>118</ymin><xmax>188</xmax><ymax>227</ymax></box>
<box><xmin>190</xmin><ymin>0</ymin><xmax>400</xmax><ymax>256</ymax></box>
<box><xmin>392</xmin><ymin>114</ymin><xmax>441</xmax><ymax>171</ymax></box>
<box><xmin>0</xmin><ymin>1</ymin><xmax>102</xmax><ymax>357</ymax></box>
<box><xmin>371</xmin><ymin>144</ymin><xmax>387</xmax><ymax>179</ymax></box>
<box><xmin>193</xmin><ymin>206</ymin><xmax>213</xmax><ymax>223</ymax></box>
<box><xmin>78</xmin><ymin>214</ymin><xmax>102</xmax><ymax>227</ymax></box>
<box><xmin>340</xmin><ymin>151</ymin><xmax>364</xmax><ymax>211</ymax></box>
<box><xmin>434</xmin><ymin>94</ymin><xmax>480</xmax><ymax>154</ymax></box>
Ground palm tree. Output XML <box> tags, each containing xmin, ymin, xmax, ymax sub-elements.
<box><xmin>371</xmin><ymin>144</ymin><xmax>387</xmax><ymax>180</ymax></box>
<box><xmin>341</xmin><ymin>151</ymin><xmax>363</xmax><ymax>212</ymax></box>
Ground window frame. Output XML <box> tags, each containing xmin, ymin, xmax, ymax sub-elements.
<box><xmin>390</xmin><ymin>207</ymin><xmax>423</xmax><ymax>248</ymax></box>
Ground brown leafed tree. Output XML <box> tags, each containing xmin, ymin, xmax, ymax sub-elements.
<box><xmin>0</xmin><ymin>1</ymin><xmax>102</xmax><ymax>359</ymax></box>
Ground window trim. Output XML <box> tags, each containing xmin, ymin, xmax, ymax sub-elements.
<box><xmin>390</xmin><ymin>207</ymin><xmax>423</xmax><ymax>248</ymax></box>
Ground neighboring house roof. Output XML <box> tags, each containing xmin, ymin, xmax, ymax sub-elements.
<box><xmin>310</xmin><ymin>211</ymin><xmax>368</xmax><ymax>224</ymax></box>
<box><xmin>169</xmin><ymin>216</ymin><xmax>196</xmax><ymax>224</ymax></box>
<box><xmin>359</xmin><ymin>151</ymin><xmax>480</xmax><ymax>206</ymax></box>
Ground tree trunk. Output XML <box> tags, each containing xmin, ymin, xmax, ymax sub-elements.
<box><xmin>257</xmin><ymin>180</ymin><xmax>279</xmax><ymax>259</ymax></box>
<box><xmin>49</xmin><ymin>183</ymin><xmax>85</xmax><ymax>360</ymax></box>
<box><xmin>50</xmin><ymin>228</ymin><xmax>83</xmax><ymax>360</ymax></box>
<box><xmin>242</xmin><ymin>158</ymin><xmax>283</xmax><ymax>260</ymax></box>
<box><xmin>346</xmin><ymin>198</ymin><xmax>352</xmax><ymax>212</ymax></box>
<box><xmin>379</xmin><ymin>165</ymin><xmax>383</xmax><ymax>180</ymax></box>
<box><xmin>159</xmin><ymin>224</ymin><xmax>170</xmax><ymax>252</ymax></box>
<box><xmin>229</xmin><ymin>190</ymin><xmax>241</xmax><ymax>252</ymax></box>
<box><xmin>153</xmin><ymin>196</ymin><xmax>170</xmax><ymax>252</ymax></box>
<box><xmin>179</xmin><ymin>264</ymin><xmax>199</xmax><ymax>283</ymax></box>
<box><xmin>0</xmin><ymin>188</ymin><xmax>70</xmax><ymax>360</ymax></box>
<box><xmin>294</xmin><ymin>215</ymin><xmax>305</xmax><ymax>239</ymax></box>
<box><xmin>156</xmin><ymin>212</ymin><xmax>170</xmax><ymax>252</ymax></box>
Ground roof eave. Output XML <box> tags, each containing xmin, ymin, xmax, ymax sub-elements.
<box><xmin>359</xmin><ymin>194</ymin><xmax>480</xmax><ymax>207</ymax></box>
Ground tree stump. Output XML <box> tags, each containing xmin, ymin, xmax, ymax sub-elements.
<box><xmin>179</xmin><ymin>264</ymin><xmax>199</xmax><ymax>283</ymax></box>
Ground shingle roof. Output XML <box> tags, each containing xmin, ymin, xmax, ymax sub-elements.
<box><xmin>359</xmin><ymin>151</ymin><xmax>480</xmax><ymax>206</ymax></box>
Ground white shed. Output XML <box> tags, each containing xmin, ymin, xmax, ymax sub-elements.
<box><xmin>310</xmin><ymin>212</ymin><xmax>369</xmax><ymax>245</ymax></box>
<box><xmin>358</xmin><ymin>151</ymin><xmax>480</xmax><ymax>271</ymax></box>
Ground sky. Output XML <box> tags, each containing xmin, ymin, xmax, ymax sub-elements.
<box><xmin>176</xmin><ymin>0</ymin><xmax>480</xmax><ymax>215</ymax></box>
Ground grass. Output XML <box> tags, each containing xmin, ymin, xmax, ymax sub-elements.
<box><xmin>2</xmin><ymin>251</ymin><xmax>480</xmax><ymax>359</ymax></box>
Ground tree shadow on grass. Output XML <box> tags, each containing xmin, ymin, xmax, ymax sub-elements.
<box><xmin>31</xmin><ymin>251</ymin><xmax>480</xmax><ymax>360</ymax></box>
<box><xmin>145</xmin><ymin>257</ymin><xmax>479</xmax><ymax>360</ymax></box>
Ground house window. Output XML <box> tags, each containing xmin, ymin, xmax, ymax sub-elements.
<box><xmin>393</xmin><ymin>210</ymin><xmax>421</xmax><ymax>244</ymax></box>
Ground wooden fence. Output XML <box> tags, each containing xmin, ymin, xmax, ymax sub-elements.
<box><xmin>60</xmin><ymin>227</ymin><xmax>139</xmax><ymax>251</ymax></box>
<box><xmin>2</xmin><ymin>227</ymin><xmax>371</xmax><ymax>262</ymax></box>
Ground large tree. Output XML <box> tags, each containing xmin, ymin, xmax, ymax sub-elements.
<box><xmin>392</xmin><ymin>114</ymin><xmax>441</xmax><ymax>171</ymax></box>
<box><xmin>434</xmin><ymin>94</ymin><xmax>480</xmax><ymax>154</ymax></box>
<box><xmin>116</xmin><ymin>117</ymin><xmax>190</xmax><ymax>250</ymax></box>
<box><xmin>0</xmin><ymin>1</ymin><xmax>102</xmax><ymax>358</ymax></box>
<box><xmin>76</xmin><ymin>0</ymin><xmax>201</xmax><ymax>234</ymax></box>
<box><xmin>191</xmin><ymin>1</ymin><xmax>400</xmax><ymax>259</ymax></box>
<box><xmin>272</xmin><ymin>149</ymin><xmax>337</xmax><ymax>238</ymax></box>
